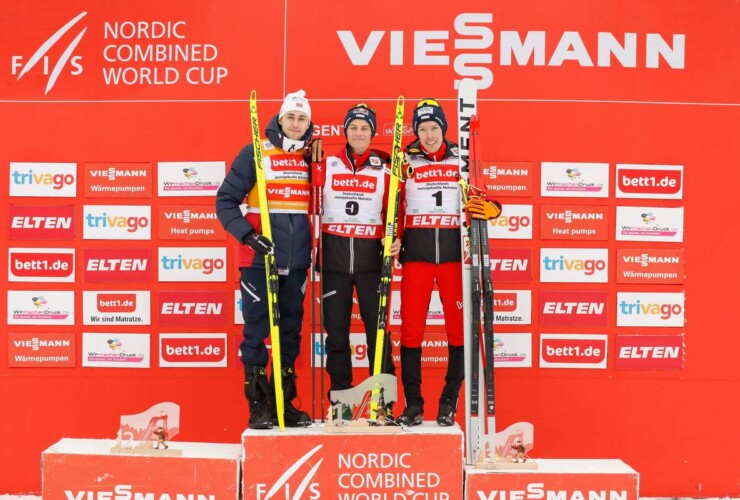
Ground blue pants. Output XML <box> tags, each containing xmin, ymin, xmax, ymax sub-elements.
<box><xmin>239</xmin><ymin>267</ymin><xmax>307</xmax><ymax>368</ymax></box>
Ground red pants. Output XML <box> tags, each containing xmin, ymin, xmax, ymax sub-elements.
<box><xmin>400</xmin><ymin>261</ymin><xmax>464</xmax><ymax>348</ymax></box>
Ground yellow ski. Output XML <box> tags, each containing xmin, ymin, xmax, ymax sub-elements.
<box><xmin>371</xmin><ymin>96</ymin><xmax>405</xmax><ymax>419</ymax></box>
<box><xmin>249</xmin><ymin>90</ymin><xmax>285</xmax><ymax>430</ymax></box>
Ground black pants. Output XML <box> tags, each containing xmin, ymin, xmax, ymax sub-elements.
<box><xmin>239</xmin><ymin>266</ymin><xmax>307</xmax><ymax>368</ymax></box>
<box><xmin>323</xmin><ymin>270</ymin><xmax>395</xmax><ymax>391</ymax></box>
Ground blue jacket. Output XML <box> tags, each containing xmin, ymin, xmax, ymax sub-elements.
<box><xmin>216</xmin><ymin>114</ymin><xmax>313</xmax><ymax>271</ymax></box>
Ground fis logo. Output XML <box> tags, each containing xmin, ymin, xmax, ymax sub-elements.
<box><xmin>11</xmin><ymin>12</ymin><xmax>87</xmax><ymax>94</ymax></box>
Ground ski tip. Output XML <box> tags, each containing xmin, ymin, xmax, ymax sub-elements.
<box><xmin>250</xmin><ymin>89</ymin><xmax>256</xmax><ymax>100</ymax></box>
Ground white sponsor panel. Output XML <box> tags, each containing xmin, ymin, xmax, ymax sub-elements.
<box><xmin>159</xmin><ymin>333</ymin><xmax>228</xmax><ymax>367</ymax></box>
<box><xmin>234</xmin><ymin>289</ymin><xmax>244</xmax><ymax>325</ymax></box>
<box><xmin>615</xmin><ymin>164</ymin><xmax>684</xmax><ymax>199</ymax></box>
<box><xmin>8</xmin><ymin>247</ymin><xmax>75</xmax><ymax>282</ymax></box>
<box><xmin>82</xmin><ymin>333</ymin><xmax>150</xmax><ymax>368</ymax></box>
<box><xmin>83</xmin><ymin>205</ymin><xmax>151</xmax><ymax>240</ymax></box>
<box><xmin>540</xmin><ymin>248</ymin><xmax>609</xmax><ymax>283</ymax></box>
<box><xmin>7</xmin><ymin>290</ymin><xmax>74</xmax><ymax>325</ymax></box>
<box><xmin>493</xmin><ymin>333</ymin><xmax>532</xmax><ymax>367</ymax></box>
<box><xmin>541</xmin><ymin>162</ymin><xmax>609</xmax><ymax>198</ymax></box>
<box><xmin>493</xmin><ymin>290</ymin><xmax>532</xmax><ymax>324</ymax></box>
<box><xmin>390</xmin><ymin>289</ymin><xmax>445</xmax><ymax>326</ymax></box>
<box><xmin>616</xmin><ymin>292</ymin><xmax>685</xmax><ymax>327</ymax></box>
<box><xmin>489</xmin><ymin>204</ymin><xmax>533</xmax><ymax>240</ymax></box>
<box><xmin>158</xmin><ymin>247</ymin><xmax>227</xmax><ymax>282</ymax></box>
<box><xmin>157</xmin><ymin>161</ymin><xmax>225</xmax><ymax>197</ymax></box>
<box><xmin>9</xmin><ymin>162</ymin><xmax>77</xmax><ymax>197</ymax></box>
<box><xmin>82</xmin><ymin>290</ymin><xmax>151</xmax><ymax>325</ymax></box>
<box><xmin>615</xmin><ymin>206</ymin><xmax>684</xmax><ymax>242</ymax></box>
<box><xmin>312</xmin><ymin>333</ymin><xmax>370</xmax><ymax>368</ymax></box>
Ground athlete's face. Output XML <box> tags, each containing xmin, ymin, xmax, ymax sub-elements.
<box><xmin>417</xmin><ymin>122</ymin><xmax>444</xmax><ymax>153</ymax></box>
<box><xmin>346</xmin><ymin>119</ymin><xmax>373</xmax><ymax>155</ymax></box>
<box><xmin>279</xmin><ymin>111</ymin><xmax>310</xmax><ymax>140</ymax></box>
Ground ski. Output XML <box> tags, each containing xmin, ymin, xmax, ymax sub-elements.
<box><xmin>309</xmin><ymin>138</ymin><xmax>325</xmax><ymax>422</ymax></box>
<box><xmin>470</xmin><ymin>114</ymin><xmax>496</xmax><ymax>460</ymax></box>
<box><xmin>370</xmin><ymin>96</ymin><xmax>405</xmax><ymax>420</ymax></box>
<box><xmin>457</xmin><ymin>78</ymin><xmax>481</xmax><ymax>463</ymax></box>
<box><xmin>249</xmin><ymin>90</ymin><xmax>285</xmax><ymax>430</ymax></box>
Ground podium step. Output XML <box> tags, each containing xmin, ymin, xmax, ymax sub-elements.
<box><xmin>242</xmin><ymin>421</ymin><xmax>464</xmax><ymax>499</ymax></box>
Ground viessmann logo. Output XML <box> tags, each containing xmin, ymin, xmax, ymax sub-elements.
<box><xmin>338</xmin><ymin>12</ymin><xmax>685</xmax><ymax>89</ymax></box>
<box><xmin>11</xmin><ymin>12</ymin><xmax>87</xmax><ymax>94</ymax></box>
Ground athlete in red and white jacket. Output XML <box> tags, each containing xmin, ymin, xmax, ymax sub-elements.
<box><xmin>391</xmin><ymin>98</ymin><xmax>501</xmax><ymax>427</ymax></box>
<box><xmin>320</xmin><ymin>104</ymin><xmax>396</xmax><ymax>406</ymax></box>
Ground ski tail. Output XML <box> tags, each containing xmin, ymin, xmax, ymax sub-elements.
<box><xmin>370</xmin><ymin>96</ymin><xmax>405</xmax><ymax>419</ymax></box>
<box><xmin>250</xmin><ymin>90</ymin><xmax>285</xmax><ymax>430</ymax></box>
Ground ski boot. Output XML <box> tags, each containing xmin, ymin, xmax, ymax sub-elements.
<box><xmin>244</xmin><ymin>365</ymin><xmax>273</xmax><ymax>429</ymax></box>
<box><xmin>396</xmin><ymin>405</ymin><xmax>424</xmax><ymax>426</ymax></box>
<box><xmin>271</xmin><ymin>366</ymin><xmax>312</xmax><ymax>427</ymax></box>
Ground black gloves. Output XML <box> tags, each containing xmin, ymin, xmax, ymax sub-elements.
<box><xmin>245</xmin><ymin>231</ymin><xmax>274</xmax><ymax>256</ymax></box>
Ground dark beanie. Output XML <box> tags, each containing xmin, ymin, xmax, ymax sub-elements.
<box><xmin>343</xmin><ymin>103</ymin><xmax>377</xmax><ymax>137</ymax></box>
<box><xmin>412</xmin><ymin>98</ymin><xmax>448</xmax><ymax>137</ymax></box>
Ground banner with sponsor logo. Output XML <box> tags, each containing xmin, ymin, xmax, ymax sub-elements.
<box><xmin>8</xmin><ymin>332</ymin><xmax>76</xmax><ymax>367</ymax></box>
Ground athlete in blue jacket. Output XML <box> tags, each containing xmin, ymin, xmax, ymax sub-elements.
<box><xmin>216</xmin><ymin>90</ymin><xmax>314</xmax><ymax>429</ymax></box>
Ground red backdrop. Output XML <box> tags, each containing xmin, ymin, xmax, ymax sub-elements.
<box><xmin>1</xmin><ymin>0</ymin><xmax>739</xmax><ymax>495</ymax></box>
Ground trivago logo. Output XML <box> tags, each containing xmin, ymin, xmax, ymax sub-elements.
<box><xmin>9</xmin><ymin>163</ymin><xmax>77</xmax><ymax>197</ymax></box>
<box><xmin>616</xmin><ymin>164</ymin><xmax>683</xmax><ymax>199</ymax></box>
<box><xmin>489</xmin><ymin>205</ymin><xmax>532</xmax><ymax>240</ymax></box>
<box><xmin>10</xmin><ymin>12</ymin><xmax>87</xmax><ymax>94</ymax></box>
<box><xmin>616</xmin><ymin>292</ymin><xmax>685</xmax><ymax>327</ymax></box>
<box><xmin>540</xmin><ymin>248</ymin><xmax>608</xmax><ymax>283</ymax></box>
<box><xmin>83</xmin><ymin>205</ymin><xmax>151</xmax><ymax>240</ymax></box>
<box><xmin>541</xmin><ymin>162</ymin><xmax>609</xmax><ymax>198</ymax></box>
<box><xmin>8</xmin><ymin>248</ymin><xmax>75</xmax><ymax>282</ymax></box>
<box><xmin>540</xmin><ymin>334</ymin><xmax>608</xmax><ymax>369</ymax></box>
<box><xmin>158</xmin><ymin>247</ymin><xmax>227</xmax><ymax>282</ymax></box>
<box><xmin>160</xmin><ymin>333</ymin><xmax>228</xmax><ymax>367</ymax></box>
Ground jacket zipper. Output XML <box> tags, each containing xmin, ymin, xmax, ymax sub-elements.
<box><xmin>435</xmin><ymin>228</ymin><xmax>440</xmax><ymax>265</ymax></box>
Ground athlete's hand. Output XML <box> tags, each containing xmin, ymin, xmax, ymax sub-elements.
<box><xmin>467</xmin><ymin>198</ymin><xmax>502</xmax><ymax>220</ymax></box>
<box><xmin>390</xmin><ymin>238</ymin><xmax>401</xmax><ymax>257</ymax></box>
<box><xmin>245</xmin><ymin>231</ymin><xmax>274</xmax><ymax>255</ymax></box>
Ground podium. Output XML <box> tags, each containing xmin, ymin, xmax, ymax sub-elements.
<box><xmin>242</xmin><ymin>422</ymin><xmax>464</xmax><ymax>499</ymax></box>
<box><xmin>42</xmin><ymin>438</ymin><xmax>241</xmax><ymax>499</ymax></box>
<box><xmin>465</xmin><ymin>459</ymin><xmax>639</xmax><ymax>500</ymax></box>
